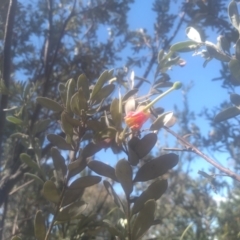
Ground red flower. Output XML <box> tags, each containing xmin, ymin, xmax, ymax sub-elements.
<box><xmin>125</xmin><ymin>109</ymin><xmax>150</xmax><ymax>130</ymax></box>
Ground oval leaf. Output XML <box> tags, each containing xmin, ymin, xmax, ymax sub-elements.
<box><xmin>77</xmin><ymin>74</ymin><xmax>90</xmax><ymax>99</ymax></box>
<box><xmin>110</xmin><ymin>98</ymin><xmax>122</xmax><ymax>130</ymax></box>
<box><xmin>150</xmin><ymin>112</ymin><xmax>172</xmax><ymax>131</ymax></box>
<box><xmin>82</xmin><ymin>142</ymin><xmax>102</xmax><ymax>159</ymax></box>
<box><xmin>88</xmin><ymin>160</ymin><xmax>118</xmax><ymax>181</ymax></box>
<box><xmin>68</xmin><ymin>159</ymin><xmax>87</xmax><ymax>179</ymax></box>
<box><xmin>69</xmin><ymin>176</ymin><xmax>101</xmax><ymax>189</ymax></box>
<box><xmin>133</xmin><ymin>153</ymin><xmax>179</xmax><ymax>182</ymax></box>
<box><xmin>170</xmin><ymin>40</ymin><xmax>199</xmax><ymax>52</ymax></box>
<box><xmin>47</xmin><ymin>134</ymin><xmax>73</xmax><ymax>150</ymax></box>
<box><xmin>32</xmin><ymin>119</ymin><xmax>51</xmax><ymax>135</ymax></box>
<box><xmin>230</xmin><ymin>93</ymin><xmax>240</xmax><ymax>106</ymax></box>
<box><xmin>24</xmin><ymin>173</ymin><xmax>44</xmax><ymax>185</ymax></box>
<box><xmin>132</xmin><ymin>199</ymin><xmax>156</xmax><ymax>240</ymax></box>
<box><xmin>42</xmin><ymin>180</ymin><xmax>60</xmax><ymax>203</ymax></box>
<box><xmin>122</xmin><ymin>89</ymin><xmax>138</xmax><ymax>102</ymax></box>
<box><xmin>34</xmin><ymin>210</ymin><xmax>46</xmax><ymax>240</ymax></box>
<box><xmin>90</xmin><ymin>70</ymin><xmax>113</xmax><ymax>101</ymax></box>
<box><xmin>70</xmin><ymin>89</ymin><xmax>88</xmax><ymax>115</ymax></box>
<box><xmin>128</xmin><ymin>143</ymin><xmax>139</xmax><ymax>166</ymax></box>
<box><xmin>51</xmin><ymin>147</ymin><xmax>67</xmax><ymax>181</ymax></box>
<box><xmin>131</xmin><ymin>133</ymin><xmax>158</xmax><ymax>159</ymax></box>
<box><xmin>132</xmin><ymin>179</ymin><xmax>168</xmax><ymax>215</ymax></box>
<box><xmin>228</xmin><ymin>0</ymin><xmax>240</xmax><ymax>30</ymax></box>
<box><xmin>20</xmin><ymin>153</ymin><xmax>41</xmax><ymax>174</ymax></box>
<box><xmin>6</xmin><ymin>116</ymin><xmax>23</xmax><ymax>125</ymax></box>
<box><xmin>36</xmin><ymin>97</ymin><xmax>63</xmax><ymax>112</ymax></box>
<box><xmin>186</xmin><ymin>27</ymin><xmax>202</xmax><ymax>43</ymax></box>
<box><xmin>115</xmin><ymin>159</ymin><xmax>133</xmax><ymax>197</ymax></box>
<box><xmin>229</xmin><ymin>59</ymin><xmax>240</xmax><ymax>82</ymax></box>
<box><xmin>214</xmin><ymin>106</ymin><xmax>240</xmax><ymax>122</ymax></box>
<box><xmin>62</xmin><ymin>188</ymin><xmax>85</xmax><ymax>207</ymax></box>
<box><xmin>91</xmin><ymin>84</ymin><xmax>115</xmax><ymax>104</ymax></box>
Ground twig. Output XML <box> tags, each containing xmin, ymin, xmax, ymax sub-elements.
<box><xmin>164</xmin><ymin>126</ymin><xmax>240</xmax><ymax>182</ymax></box>
<box><xmin>44</xmin><ymin>173</ymin><xmax>69</xmax><ymax>240</ymax></box>
<box><xmin>9</xmin><ymin>179</ymin><xmax>34</xmax><ymax>195</ymax></box>
<box><xmin>0</xmin><ymin>0</ymin><xmax>17</xmax><ymax>174</ymax></box>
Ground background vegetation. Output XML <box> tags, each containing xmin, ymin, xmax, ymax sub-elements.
<box><xmin>1</xmin><ymin>0</ymin><xmax>240</xmax><ymax>239</ymax></box>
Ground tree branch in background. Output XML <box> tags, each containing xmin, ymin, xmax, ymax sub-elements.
<box><xmin>164</xmin><ymin>126</ymin><xmax>240</xmax><ymax>182</ymax></box>
<box><xmin>136</xmin><ymin>5</ymin><xmax>186</xmax><ymax>89</ymax></box>
<box><xmin>0</xmin><ymin>0</ymin><xmax>17</xmax><ymax>172</ymax></box>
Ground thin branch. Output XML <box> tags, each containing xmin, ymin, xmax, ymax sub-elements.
<box><xmin>44</xmin><ymin>174</ymin><xmax>69</xmax><ymax>240</ymax></box>
<box><xmin>0</xmin><ymin>0</ymin><xmax>17</xmax><ymax>173</ymax></box>
<box><xmin>30</xmin><ymin>0</ymin><xmax>77</xmax><ymax>129</ymax></box>
<box><xmin>9</xmin><ymin>179</ymin><xmax>34</xmax><ymax>195</ymax></box>
<box><xmin>164</xmin><ymin>126</ymin><xmax>240</xmax><ymax>182</ymax></box>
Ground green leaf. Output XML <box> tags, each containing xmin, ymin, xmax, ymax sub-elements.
<box><xmin>70</xmin><ymin>89</ymin><xmax>88</xmax><ymax>116</ymax></box>
<box><xmin>90</xmin><ymin>70</ymin><xmax>113</xmax><ymax>101</ymax></box>
<box><xmin>87</xmin><ymin>160</ymin><xmax>118</xmax><ymax>181</ymax></box>
<box><xmin>32</xmin><ymin>119</ymin><xmax>51</xmax><ymax>135</ymax></box>
<box><xmin>91</xmin><ymin>84</ymin><xmax>115</xmax><ymax>104</ymax></box>
<box><xmin>186</xmin><ymin>27</ymin><xmax>202</xmax><ymax>43</ymax></box>
<box><xmin>214</xmin><ymin>106</ymin><xmax>240</xmax><ymax>122</ymax></box>
<box><xmin>132</xmin><ymin>179</ymin><xmax>168</xmax><ymax>215</ymax></box>
<box><xmin>133</xmin><ymin>153</ymin><xmax>179</xmax><ymax>182</ymax></box>
<box><xmin>56</xmin><ymin>201</ymin><xmax>87</xmax><ymax>222</ymax></box>
<box><xmin>128</xmin><ymin>143</ymin><xmax>139</xmax><ymax>166</ymax></box>
<box><xmin>170</xmin><ymin>40</ymin><xmax>199</xmax><ymax>52</ymax></box>
<box><xmin>42</xmin><ymin>180</ymin><xmax>60</xmax><ymax>203</ymax></box>
<box><xmin>81</xmin><ymin>142</ymin><xmax>102</xmax><ymax>159</ymax></box>
<box><xmin>62</xmin><ymin>188</ymin><xmax>84</xmax><ymax>207</ymax></box>
<box><xmin>61</xmin><ymin>111</ymin><xmax>73</xmax><ymax>144</ymax></box>
<box><xmin>20</xmin><ymin>153</ymin><xmax>41</xmax><ymax>174</ymax></box>
<box><xmin>36</xmin><ymin>97</ymin><xmax>63</xmax><ymax>112</ymax></box>
<box><xmin>68</xmin><ymin>159</ymin><xmax>87</xmax><ymax>179</ymax></box>
<box><xmin>24</xmin><ymin>173</ymin><xmax>44</xmax><ymax>185</ymax></box>
<box><xmin>115</xmin><ymin>159</ymin><xmax>133</xmax><ymax>197</ymax></box>
<box><xmin>150</xmin><ymin>111</ymin><xmax>172</xmax><ymax>131</ymax></box>
<box><xmin>229</xmin><ymin>59</ymin><xmax>240</xmax><ymax>82</ymax></box>
<box><xmin>230</xmin><ymin>93</ymin><xmax>240</xmax><ymax>106</ymax></box>
<box><xmin>34</xmin><ymin>210</ymin><xmax>46</xmax><ymax>240</ymax></box>
<box><xmin>77</xmin><ymin>73</ymin><xmax>90</xmax><ymax>99</ymax></box>
<box><xmin>47</xmin><ymin>134</ymin><xmax>73</xmax><ymax>150</ymax></box>
<box><xmin>132</xmin><ymin>199</ymin><xmax>156</xmax><ymax>240</ymax></box>
<box><xmin>206</xmin><ymin>44</ymin><xmax>230</xmax><ymax>62</ymax></box>
<box><xmin>66</xmin><ymin>78</ymin><xmax>76</xmax><ymax>113</ymax></box>
<box><xmin>6</xmin><ymin>116</ymin><xmax>23</xmax><ymax>125</ymax></box>
<box><xmin>51</xmin><ymin>147</ymin><xmax>67</xmax><ymax>181</ymax></box>
<box><xmin>129</xmin><ymin>133</ymin><xmax>157</xmax><ymax>159</ymax></box>
<box><xmin>103</xmin><ymin>180</ymin><xmax>125</xmax><ymax>213</ymax></box>
<box><xmin>228</xmin><ymin>0</ymin><xmax>240</xmax><ymax>31</ymax></box>
<box><xmin>110</xmin><ymin>98</ymin><xmax>122</xmax><ymax>130</ymax></box>
<box><xmin>122</xmin><ymin>89</ymin><xmax>138</xmax><ymax>102</ymax></box>
<box><xmin>69</xmin><ymin>176</ymin><xmax>101</xmax><ymax>189</ymax></box>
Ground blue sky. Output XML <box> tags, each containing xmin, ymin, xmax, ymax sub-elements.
<box><xmin>94</xmin><ymin>1</ymin><xmax>236</xmax><ymax>194</ymax></box>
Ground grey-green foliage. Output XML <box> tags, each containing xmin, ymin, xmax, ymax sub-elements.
<box><xmin>0</xmin><ymin>0</ymin><xmax>238</xmax><ymax>239</ymax></box>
